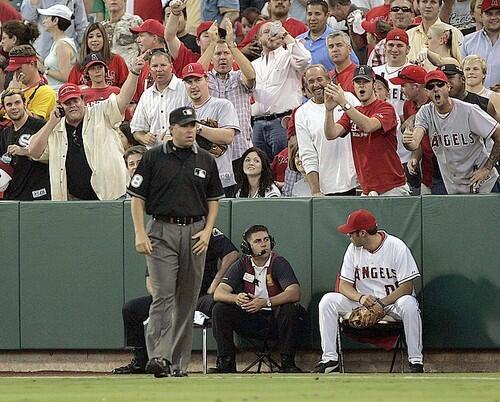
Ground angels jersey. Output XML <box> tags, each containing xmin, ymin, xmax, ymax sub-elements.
<box><xmin>340</xmin><ymin>231</ymin><xmax>420</xmax><ymax>299</ymax></box>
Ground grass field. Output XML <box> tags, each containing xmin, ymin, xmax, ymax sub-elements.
<box><xmin>1</xmin><ymin>373</ymin><xmax>499</xmax><ymax>402</ymax></box>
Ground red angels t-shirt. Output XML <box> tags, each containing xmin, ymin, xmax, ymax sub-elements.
<box><xmin>403</xmin><ymin>99</ymin><xmax>433</xmax><ymax>188</ymax></box>
<box><xmin>67</xmin><ymin>54</ymin><xmax>129</xmax><ymax>87</ymax></box>
<box><xmin>329</xmin><ymin>62</ymin><xmax>357</xmax><ymax>94</ymax></box>
<box><xmin>82</xmin><ymin>86</ymin><xmax>121</xmax><ymax>104</ymax></box>
<box><xmin>337</xmin><ymin>99</ymin><xmax>406</xmax><ymax>194</ymax></box>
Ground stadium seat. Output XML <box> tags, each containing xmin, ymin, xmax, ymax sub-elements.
<box><xmin>194</xmin><ymin>318</ymin><xmax>212</xmax><ymax>374</ymax></box>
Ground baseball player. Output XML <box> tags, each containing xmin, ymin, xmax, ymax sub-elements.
<box><xmin>403</xmin><ymin>70</ymin><xmax>500</xmax><ymax>194</ymax></box>
<box><xmin>315</xmin><ymin>209</ymin><xmax>424</xmax><ymax>373</ymax></box>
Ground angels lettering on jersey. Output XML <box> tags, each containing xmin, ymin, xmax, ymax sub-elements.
<box><xmin>429</xmin><ymin>131</ymin><xmax>476</xmax><ymax>149</ymax></box>
<box><xmin>354</xmin><ymin>266</ymin><xmax>399</xmax><ymax>295</ymax></box>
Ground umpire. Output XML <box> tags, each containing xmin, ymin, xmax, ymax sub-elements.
<box><xmin>127</xmin><ymin>106</ymin><xmax>225</xmax><ymax>378</ymax></box>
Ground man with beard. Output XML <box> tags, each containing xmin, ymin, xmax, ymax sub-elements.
<box><xmin>404</xmin><ymin>70</ymin><xmax>500</xmax><ymax>194</ymax></box>
<box><xmin>201</xmin><ymin>18</ymin><xmax>256</xmax><ymax>168</ymax></box>
<box><xmin>238</xmin><ymin>0</ymin><xmax>308</xmax><ymax>60</ymax></box>
<box><xmin>28</xmin><ymin>56</ymin><xmax>146</xmax><ymax>201</ymax></box>
<box><xmin>0</xmin><ymin>89</ymin><xmax>50</xmax><ymax>200</ymax></box>
<box><xmin>461</xmin><ymin>0</ymin><xmax>500</xmax><ymax>90</ymax></box>
<box><xmin>251</xmin><ymin>21</ymin><xmax>311</xmax><ymax>160</ymax></box>
<box><xmin>131</xmin><ymin>49</ymin><xmax>189</xmax><ymax>148</ymax></box>
<box><xmin>182</xmin><ymin>62</ymin><xmax>240</xmax><ymax>197</ymax></box>
<box><xmin>295</xmin><ymin>64</ymin><xmax>359</xmax><ymax>196</ymax></box>
<box><xmin>324</xmin><ymin>65</ymin><xmax>409</xmax><ymax>196</ymax></box>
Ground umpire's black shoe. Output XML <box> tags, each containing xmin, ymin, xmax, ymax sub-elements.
<box><xmin>312</xmin><ymin>360</ymin><xmax>340</xmax><ymax>373</ymax></box>
<box><xmin>280</xmin><ymin>355</ymin><xmax>302</xmax><ymax>373</ymax></box>
<box><xmin>112</xmin><ymin>357</ymin><xmax>146</xmax><ymax>374</ymax></box>
<box><xmin>145</xmin><ymin>357</ymin><xmax>171</xmax><ymax>378</ymax></box>
<box><xmin>409</xmin><ymin>363</ymin><xmax>424</xmax><ymax>373</ymax></box>
<box><xmin>172</xmin><ymin>369</ymin><xmax>188</xmax><ymax>377</ymax></box>
<box><xmin>207</xmin><ymin>356</ymin><xmax>236</xmax><ymax>373</ymax></box>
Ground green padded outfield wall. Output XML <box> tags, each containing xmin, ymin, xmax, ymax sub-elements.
<box><xmin>311</xmin><ymin>197</ymin><xmax>423</xmax><ymax>348</ymax></box>
<box><xmin>19</xmin><ymin>202</ymin><xmax>124</xmax><ymax>349</ymax></box>
<box><xmin>422</xmin><ymin>196</ymin><xmax>500</xmax><ymax>349</ymax></box>
<box><xmin>0</xmin><ymin>202</ymin><xmax>20</xmax><ymax>349</ymax></box>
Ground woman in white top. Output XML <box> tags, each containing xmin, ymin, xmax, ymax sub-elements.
<box><xmin>39</xmin><ymin>5</ymin><xmax>77</xmax><ymax>91</ymax></box>
<box><xmin>235</xmin><ymin>147</ymin><xmax>281</xmax><ymax>198</ymax></box>
<box><xmin>462</xmin><ymin>55</ymin><xmax>494</xmax><ymax>99</ymax></box>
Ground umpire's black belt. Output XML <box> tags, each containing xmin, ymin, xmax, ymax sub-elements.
<box><xmin>252</xmin><ymin>110</ymin><xmax>292</xmax><ymax>122</ymax></box>
<box><xmin>153</xmin><ymin>215</ymin><xmax>204</xmax><ymax>225</ymax></box>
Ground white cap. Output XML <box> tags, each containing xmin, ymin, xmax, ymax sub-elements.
<box><xmin>38</xmin><ymin>4</ymin><xmax>73</xmax><ymax>21</ymax></box>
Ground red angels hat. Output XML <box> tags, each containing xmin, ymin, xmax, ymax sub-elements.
<box><xmin>130</xmin><ymin>19</ymin><xmax>164</xmax><ymax>38</ymax></box>
<box><xmin>424</xmin><ymin>70</ymin><xmax>449</xmax><ymax>86</ymax></box>
<box><xmin>181</xmin><ymin>62</ymin><xmax>207</xmax><ymax>80</ymax></box>
<box><xmin>58</xmin><ymin>83</ymin><xmax>82</xmax><ymax>103</ymax></box>
<box><xmin>481</xmin><ymin>0</ymin><xmax>500</xmax><ymax>12</ymax></box>
<box><xmin>196</xmin><ymin>21</ymin><xmax>213</xmax><ymax>37</ymax></box>
<box><xmin>390</xmin><ymin>65</ymin><xmax>427</xmax><ymax>85</ymax></box>
<box><xmin>386</xmin><ymin>28</ymin><xmax>409</xmax><ymax>45</ymax></box>
<box><xmin>337</xmin><ymin>209</ymin><xmax>378</xmax><ymax>234</ymax></box>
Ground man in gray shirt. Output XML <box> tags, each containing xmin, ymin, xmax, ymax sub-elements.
<box><xmin>403</xmin><ymin>69</ymin><xmax>500</xmax><ymax>194</ymax></box>
<box><xmin>182</xmin><ymin>62</ymin><xmax>240</xmax><ymax>197</ymax></box>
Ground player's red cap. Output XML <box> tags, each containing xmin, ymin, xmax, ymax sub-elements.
<box><xmin>58</xmin><ymin>83</ymin><xmax>82</xmax><ymax>104</ymax></box>
<box><xmin>385</xmin><ymin>28</ymin><xmax>409</xmax><ymax>45</ymax></box>
<box><xmin>390</xmin><ymin>65</ymin><xmax>427</xmax><ymax>85</ymax></box>
<box><xmin>130</xmin><ymin>19</ymin><xmax>164</xmax><ymax>38</ymax></box>
<box><xmin>424</xmin><ymin>70</ymin><xmax>449</xmax><ymax>86</ymax></box>
<box><xmin>181</xmin><ymin>62</ymin><xmax>207</xmax><ymax>80</ymax></box>
<box><xmin>481</xmin><ymin>0</ymin><xmax>500</xmax><ymax>12</ymax></box>
<box><xmin>337</xmin><ymin>209</ymin><xmax>378</xmax><ymax>234</ymax></box>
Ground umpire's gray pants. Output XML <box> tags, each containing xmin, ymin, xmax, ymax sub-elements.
<box><xmin>144</xmin><ymin>218</ymin><xmax>206</xmax><ymax>371</ymax></box>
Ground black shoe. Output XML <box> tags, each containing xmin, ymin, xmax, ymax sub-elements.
<box><xmin>145</xmin><ymin>357</ymin><xmax>171</xmax><ymax>378</ymax></box>
<box><xmin>207</xmin><ymin>356</ymin><xmax>236</xmax><ymax>374</ymax></box>
<box><xmin>172</xmin><ymin>369</ymin><xmax>188</xmax><ymax>377</ymax></box>
<box><xmin>409</xmin><ymin>363</ymin><xmax>424</xmax><ymax>373</ymax></box>
<box><xmin>112</xmin><ymin>357</ymin><xmax>146</xmax><ymax>374</ymax></box>
<box><xmin>312</xmin><ymin>360</ymin><xmax>339</xmax><ymax>373</ymax></box>
<box><xmin>280</xmin><ymin>355</ymin><xmax>302</xmax><ymax>373</ymax></box>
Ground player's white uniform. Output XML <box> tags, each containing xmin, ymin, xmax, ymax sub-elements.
<box><xmin>415</xmin><ymin>99</ymin><xmax>499</xmax><ymax>194</ymax></box>
<box><xmin>318</xmin><ymin>231</ymin><xmax>423</xmax><ymax>364</ymax></box>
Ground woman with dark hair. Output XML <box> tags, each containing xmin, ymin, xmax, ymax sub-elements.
<box><xmin>68</xmin><ymin>22</ymin><xmax>128</xmax><ymax>88</ymax></box>
<box><xmin>39</xmin><ymin>5</ymin><xmax>77</xmax><ymax>91</ymax></box>
<box><xmin>236</xmin><ymin>147</ymin><xmax>281</xmax><ymax>198</ymax></box>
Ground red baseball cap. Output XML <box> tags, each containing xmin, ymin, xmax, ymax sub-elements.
<box><xmin>337</xmin><ymin>210</ymin><xmax>378</xmax><ymax>234</ymax></box>
<box><xmin>58</xmin><ymin>83</ymin><xmax>82</xmax><ymax>103</ymax></box>
<box><xmin>196</xmin><ymin>21</ymin><xmax>213</xmax><ymax>38</ymax></box>
<box><xmin>182</xmin><ymin>62</ymin><xmax>207</xmax><ymax>80</ymax></box>
<box><xmin>385</xmin><ymin>28</ymin><xmax>409</xmax><ymax>45</ymax></box>
<box><xmin>5</xmin><ymin>55</ymin><xmax>38</xmax><ymax>72</ymax></box>
<box><xmin>424</xmin><ymin>70</ymin><xmax>449</xmax><ymax>86</ymax></box>
<box><xmin>390</xmin><ymin>65</ymin><xmax>427</xmax><ymax>85</ymax></box>
<box><xmin>481</xmin><ymin>0</ymin><xmax>500</xmax><ymax>12</ymax></box>
<box><xmin>130</xmin><ymin>19</ymin><xmax>164</xmax><ymax>38</ymax></box>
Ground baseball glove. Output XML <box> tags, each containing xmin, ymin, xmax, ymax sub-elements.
<box><xmin>347</xmin><ymin>306</ymin><xmax>385</xmax><ymax>329</ymax></box>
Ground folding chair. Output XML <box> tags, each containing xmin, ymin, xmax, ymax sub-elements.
<box><xmin>194</xmin><ymin>318</ymin><xmax>212</xmax><ymax>374</ymax></box>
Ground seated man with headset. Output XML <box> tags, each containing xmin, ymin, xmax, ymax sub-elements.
<box><xmin>210</xmin><ymin>224</ymin><xmax>305</xmax><ymax>373</ymax></box>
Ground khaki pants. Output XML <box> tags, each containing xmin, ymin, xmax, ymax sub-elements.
<box><xmin>144</xmin><ymin>218</ymin><xmax>206</xmax><ymax>371</ymax></box>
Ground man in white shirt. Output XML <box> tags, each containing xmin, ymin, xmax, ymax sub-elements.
<box><xmin>131</xmin><ymin>49</ymin><xmax>189</xmax><ymax>148</ymax></box>
<box><xmin>295</xmin><ymin>64</ymin><xmax>358</xmax><ymax>196</ymax></box>
<box><xmin>251</xmin><ymin>21</ymin><xmax>311</xmax><ymax>160</ymax></box>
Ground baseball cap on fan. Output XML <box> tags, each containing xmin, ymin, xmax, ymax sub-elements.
<box><xmin>353</xmin><ymin>65</ymin><xmax>375</xmax><ymax>82</ymax></box>
<box><xmin>181</xmin><ymin>62</ymin><xmax>207</xmax><ymax>80</ymax></box>
<box><xmin>130</xmin><ymin>19</ymin><xmax>164</xmax><ymax>38</ymax></box>
<box><xmin>337</xmin><ymin>209</ymin><xmax>378</xmax><ymax>234</ymax></box>
<box><xmin>481</xmin><ymin>0</ymin><xmax>500</xmax><ymax>12</ymax></box>
<box><xmin>84</xmin><ymin>52</ymin><xmax>107</xmax><ymax>70</ymax></box>
<box><xmin>37</xmin><ymin>4</ymin><xmax>73</xmax><ymax>21</ymax></box>
<box><xmin>58</xmin><ymin>83</ymin><xmax>82</xmax><ymax>103</ymax></box>
<box><xmin>390</xmin><ymin>65</ymin><xmax>427</xmax><ymax>85</ymax></box>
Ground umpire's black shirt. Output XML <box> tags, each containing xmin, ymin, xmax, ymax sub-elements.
<box><xmin>127</xmin><ymin>140</ymin><xmax>224</xmax><ymax>216</ymax></box>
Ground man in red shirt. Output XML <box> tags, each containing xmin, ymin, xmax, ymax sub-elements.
<box><xmin>390</xmin><ymin>64</ymin><xmax>433</xmax><ymax>194</ymax></box>
<box><xmin>327</xmin><ymin>31</ymin><xmax>357</xmax><ymax>93</ymax></box>
<box><xmin>81</xmin><ymin>53</ymin><xmax>121</xmax><ymax>105</ymax></box>
<box><xmin>238</xmin><ymin>0</ymin><xmax>307</xmax><ymax>60</ymax></box>
<box><xmin>324</xmin><ymin>65</ymin><xmax>409</xmax><ymax>196</ymax></box>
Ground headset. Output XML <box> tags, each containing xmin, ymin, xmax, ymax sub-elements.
<box><xmin>241</xmin><ymin>224</ymin><xmax>275</xmax><ymax>256</ymax></box>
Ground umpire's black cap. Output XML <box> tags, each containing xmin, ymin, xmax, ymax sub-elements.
<box><xmin>169</xmin><ymin>106</ymin><xmax>198</xmax><ymax>126</ymax></box>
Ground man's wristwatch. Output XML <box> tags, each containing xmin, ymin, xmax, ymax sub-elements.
<box><xmin>266</xmin><ymin>298</ymin><xmax>272</xmax><ymax>308</ymax></box>
<box><xmin>342</xmin><ymin>103</ymin><xmax>352</xmax><ymax>111</ymax></box>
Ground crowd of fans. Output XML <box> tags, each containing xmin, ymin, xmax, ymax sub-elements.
<box><xmin>1</xmin><ymin>0</ymin><xmax>500</xmax><ymax>201</ymax></box>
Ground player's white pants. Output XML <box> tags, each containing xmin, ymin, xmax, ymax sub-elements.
<box><xmin>318</xmin><ymin>292</ymin><xmax>423</xmax><ymax>364</ymax></box>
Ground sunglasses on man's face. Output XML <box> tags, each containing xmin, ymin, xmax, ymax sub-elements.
<box><xmin>391</xmin><ymin>6</ymin><xmax>412</xmax><ymax>12</ymax></box>
<box><xmin>426</xmin><ymin>81</ymin><xmax>446</xmax><ymax>90</ymax></box>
